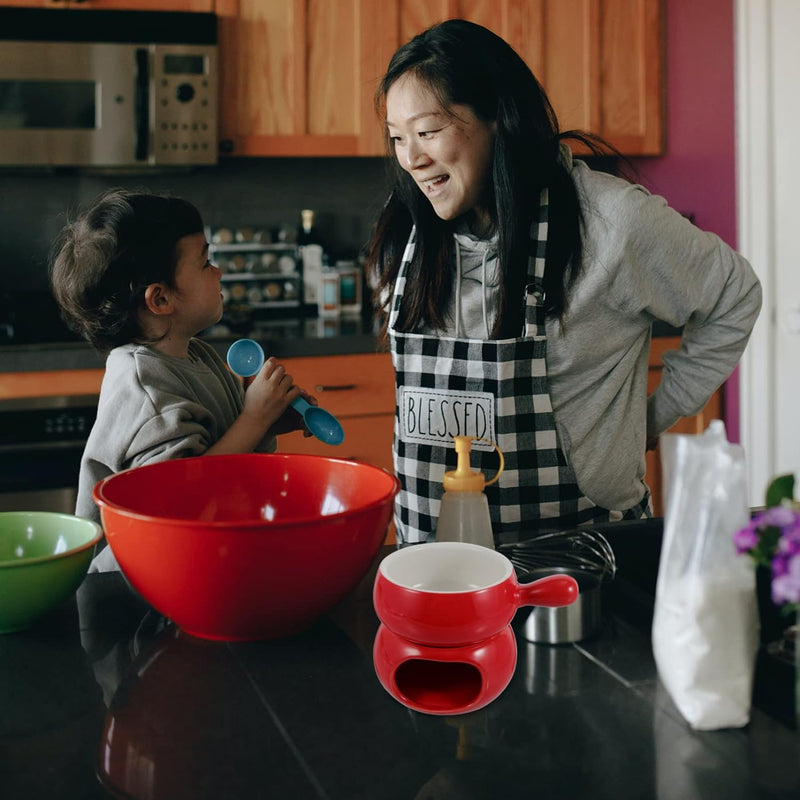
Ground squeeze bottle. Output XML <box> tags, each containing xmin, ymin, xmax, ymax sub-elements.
<box><xmin>435</xmin><ymin>435</ymin><xmax>505</xmax><ymax>550</ymax></box>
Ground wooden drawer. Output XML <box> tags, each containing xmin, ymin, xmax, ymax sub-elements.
<box><xmin>279</xmin><ymin>413</ymin><xmax>397</xmax><ymax>545</ymax></box>
<box><xmin>280</xmin><ymin>353</ymin><xmax>395</xmax><ymax>418</ymax></box>
<box><xmin>0</xmin><ymin>369</ymin><xmax>104</xmax><ymax>400</ymax></box>
<box><xmin>279</xmin><ymin>413</ymin><xmax>394</xmax><ymax>473</ymax></box>
<box><xmin>277</xmin><ymin>352</ymin><xmax>397</xmax><ymax>544</ymax></box>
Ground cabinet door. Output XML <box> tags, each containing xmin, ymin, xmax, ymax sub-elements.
<box><xmin>275</xmin><ymin>352</ymin><xmax>395</xmax><ymax>469</ymax></box>
<box><xmin>0</xmin><ymin>1</ymin><xmax>213</xmax><ymax>8</ymax></box>
<box><xmin>279</xmin><ymin>352</ymin><xmax>396</xmax><ymax>416</ymax></box>
<box><xmin>279</xmin><ymin>416</ymin><xmax>397</xmax><ymax>545</ymax></box>
<box><xmin>279</xmin><ymin>414</ymin><xmax>395</xmax><ymax>473</ymax></box>
<box><xmin>217</xmin><ymin>0</ymin><xmax>395</xmax><ymax>156</ymax></box>
<box><xmin>396</xmin><ymin>0</ymin><xmax>663</xmax><ymax>156</ymax></box>
<box><xmin>275</xmin><ymin>352</ymin><xmax>397</xmax><ymax>543</ymax></box>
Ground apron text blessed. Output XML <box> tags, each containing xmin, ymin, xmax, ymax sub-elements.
<box><xmin>398</xmin><ymin>387</ymin><xmax>496</xmax><ymax>450</ymax></box>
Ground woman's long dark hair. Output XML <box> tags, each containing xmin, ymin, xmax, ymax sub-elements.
<box><xmin>367</xmin><ymin>19</ymin><xmax>611</xmax><ymax>343</ymax></box>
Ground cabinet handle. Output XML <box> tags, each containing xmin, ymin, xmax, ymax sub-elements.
<box><xmin>315</xmin><ymin>384</ymin><xmax>356</xmax><ymax>393</ymax></box>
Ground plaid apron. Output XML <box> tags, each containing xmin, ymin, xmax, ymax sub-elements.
<box><xmin>389</xmin><ymin>190</ymin><xmax>650</xmax><ymax>546</ymax></box>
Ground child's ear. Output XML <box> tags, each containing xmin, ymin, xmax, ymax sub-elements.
<box><xmin>143</xmin><ymin>283</ymin><xmax>173</xmax><ymax>315</ymax></box>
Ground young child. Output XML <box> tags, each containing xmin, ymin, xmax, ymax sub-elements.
<box><xmin>50</xmin><ymin>189</ymin><xmax>311</xmax><ymax>571</ymax></box>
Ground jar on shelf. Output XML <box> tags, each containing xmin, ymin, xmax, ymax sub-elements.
<box><xmin>262</xmin><ymin>281</ymin><xmax>283</xmax><ymax>302</ymax></box>
<box><xmin>336</xmin><ymin>261</ymin><xmax>362</xmax><ymax>317</ymax></box>
<box><xmin>260</xmin><ymin>252</ymin><xmax>278</xmax><ymax>273</ymax></box>
<box><xmin>319</xmin><ymin>268</ymin><xmax>341</xmax><ymax>318</ymax></box>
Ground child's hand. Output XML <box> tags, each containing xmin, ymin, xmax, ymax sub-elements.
<box><xmin>242</xmin><ymin>357</ymin><xmax>301</xmax><ymax>433</ymax></box>
<box><xmin>268</xmin><ymin>388</ymin><xmax>319</xmax><ymax>437</ymax></box>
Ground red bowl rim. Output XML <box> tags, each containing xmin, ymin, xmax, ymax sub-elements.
<box><xmin>92</xmin><ymin>453</ymin><xmax>401</xmax><ymax>529</ymax></box>
<box><xmin>0</xmin><ymin>511</ymin><xmax>103</xmax><ymax>569</ymax></box>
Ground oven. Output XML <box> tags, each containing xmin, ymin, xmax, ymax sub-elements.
<box><xmin>0</xmin><ymin>394</ymin><xmax>98</xmax><ymax>514</ymax></box>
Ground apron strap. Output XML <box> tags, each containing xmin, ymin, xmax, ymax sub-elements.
<box><xmin>388</xmin><ymin>226</ymin><xmax>416</xmax><ymax>330</ymax></box>
<box><xmin>524</xmin><ymin>187</ymin><xmax>549</xmax><ymax>337</ymax></box>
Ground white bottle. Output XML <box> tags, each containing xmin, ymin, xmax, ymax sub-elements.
<box><xmin>435</xmin><ymin>435</ymin><xmax>504</xmax><ymax>550</ymax></box>
<box><xmin>298</xmin><ymin>209</ymin><xmax>323</xmax><ymax>308</ymax></box>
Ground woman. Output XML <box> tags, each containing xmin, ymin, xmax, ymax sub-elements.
<box><xmin>366</xmin><ymin>20</ymin><xmax>762</xmax><ymax>546</ymax></box>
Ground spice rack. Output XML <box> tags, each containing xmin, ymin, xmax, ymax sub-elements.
<box><xmin>208</xmin><ymin>230</ymin><xmax>303</xmax><ymax>313</ymax></box>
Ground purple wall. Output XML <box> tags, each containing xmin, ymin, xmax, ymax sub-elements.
<box><xmin>629</xmin><ymin>0</ymin><xmax>740</xmax><ymax>440</ymax></box>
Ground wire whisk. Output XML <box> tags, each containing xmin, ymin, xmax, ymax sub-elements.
<box><xmin>498</xmin><ymin>528</ymin><xmax>617</xmax><ymax>581</ymax></box>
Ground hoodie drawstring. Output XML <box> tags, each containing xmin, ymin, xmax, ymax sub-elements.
<box><xmin>455</xmin><ymin>240</ymin><xmax>491</xmax><ymax>339</ymax></box>
<box><xmin>455</xmin><ymin>239</ymin><xmax>462</xmax><ymax>336</ymax></box>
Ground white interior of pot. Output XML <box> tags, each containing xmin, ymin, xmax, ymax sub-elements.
<box><xmin>382</xmin><ymin>542</ymin><xmax>512</xmax><ymax>592</ymax></box>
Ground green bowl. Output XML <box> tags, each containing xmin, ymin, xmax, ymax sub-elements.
<box><xmin>0</xmin><ymin>511</ymin><xmax>103</xmax><ymax>633</ymax></box>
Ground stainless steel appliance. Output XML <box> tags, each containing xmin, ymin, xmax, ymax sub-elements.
<box><xmin>0</xmin><ymin>7</ymin><xmax>217</xmax><ymax>167</ymax></box>
<box><xmin>0</xmin><ymin>395</ymin><xmax>97</xmax><ymax>514</ymax></box>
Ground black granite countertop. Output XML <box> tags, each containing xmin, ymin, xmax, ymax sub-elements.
<box><xmin>4</xmin><ymin>525</ymin><xmax>799</xmax><ymax>800</ymax></box>
<box><xmin>0</xmin><ymin>316</ymin><xmax>384</xmax><ymax>374</ymax></box>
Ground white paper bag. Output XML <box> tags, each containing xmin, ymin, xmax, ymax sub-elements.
<box><xmin>652</xmin><ymin>420</ymin><xmax>759</xmax><ymax>730</ymax></box>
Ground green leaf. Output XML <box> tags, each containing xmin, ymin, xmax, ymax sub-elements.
<box><xmin>765</xmin><ymin>473</ymin><xmax>795</xmax><ymax>507</ymax></box>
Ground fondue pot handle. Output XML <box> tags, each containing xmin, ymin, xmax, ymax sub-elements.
<box><xmin>516</xmin><ymin>574</ymin><xmax>579</xmax><ymax>608</ymax></box>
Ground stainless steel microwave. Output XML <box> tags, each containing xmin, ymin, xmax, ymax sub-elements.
<box><xmin>0</xmin><ymin>8</ymin><xmax>217</xmax><ymax>168</ymax></box>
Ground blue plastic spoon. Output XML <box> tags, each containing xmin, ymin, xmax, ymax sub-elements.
<box><xmin>226</xmin><ymin>338</ymin><xmax>345</xmax><ymax>446</ymax></box>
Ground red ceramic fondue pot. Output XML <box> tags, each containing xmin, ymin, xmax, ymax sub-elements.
<box><xmin>373</xmin><ymin>541</ymin><xmax>578</xmax><ymax>647</ymax></box>
<box><xmin>373</xmin><ymin>623</ymin><xmax>517</xmax><ymax>715</ymax></box>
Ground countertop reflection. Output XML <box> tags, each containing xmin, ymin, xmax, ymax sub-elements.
<box><xmin>3</xmin><ymin>544</ymin><xmax>798</xmax><ymax>800</ymax></box>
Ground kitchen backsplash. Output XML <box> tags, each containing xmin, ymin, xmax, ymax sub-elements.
<box><xmin>0</xmin><ymin>157</ymin><xmax>391</xmax><ymax>294</ymax></box>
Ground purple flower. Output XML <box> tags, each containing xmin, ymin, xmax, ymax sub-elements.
<box><xmin>777</xmin><ymin>532</ymin><xmax>800</xmax><ymax>555</ymax></box>
<box><xmin>733</xmin><ymin>476</ymin><xmax>800</xmax><ymax>610</ymax></box>
<box><xmin>771</xmin><ymin>553</ymin><xmax>800</xmax><ymax>605</ymax></box>
<box><xmin>733</xmin><ymin>525</ymin><xmax>760</xmax><ymax>553</ymax></box>
<box><xmin>772</xmin><ymin>552</ymin><xmax>790</xmax><ymax>578</ymax></box>
<box><xmin>756</xmin><ymin>505</ymin><xmax>800</xmax><ymax>528</ymax></box>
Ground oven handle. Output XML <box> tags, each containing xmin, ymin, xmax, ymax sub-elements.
<box><xmin>0</xmin><ymin>440</ymin><xmax>88</xmax><ymax>454</ymax></box>
<box><xmin>135</xmin><ymin>47</ymin><xmax>150</xmax><ymax>162</ymax></box>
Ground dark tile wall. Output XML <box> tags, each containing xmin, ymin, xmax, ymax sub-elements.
<box><xmin>0</xmin><ymin>157</ymin><xmax>391</xmax><ymax>293</ymax></box>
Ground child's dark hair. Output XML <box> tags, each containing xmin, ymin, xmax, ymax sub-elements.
<box><xmin>49</xmin><ymin>189</ymin><xmax>204</xmax><ymax>354</ymax></box>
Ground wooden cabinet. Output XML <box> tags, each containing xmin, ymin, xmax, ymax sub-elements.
<box><xmin>645</xmin><ymin>337</ymin><xmax>724</xmax><ymax>517</ymax></box>
<box><xmin>0</xmin><ymin>1</ymin><xmax>212</xmax><ymax>9</ymax></box>
<box><xmin>217</xmin><ymin>0</ymin><xmax>663</xmax><ymax>157</ymax></box>
<box><xmin>216</xmin><ymin>0</ymin><xmax>397</xmax><ymax>156</ymax></box>
<box><xmin>276</xmin><ymin>352</ymin><xmax>397</xmax><ymax>542</ymax></box>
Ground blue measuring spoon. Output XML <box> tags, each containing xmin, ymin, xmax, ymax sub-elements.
<box><xmin>226</xmin><ymin>339</ymin><xmax>345</xmax><ymax>446</ymax></box>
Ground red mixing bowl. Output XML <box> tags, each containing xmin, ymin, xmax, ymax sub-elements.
<box><xmin>93</xmin><ymin>453</ymin><xmax>400</xmax><ymax>641</ymax></box>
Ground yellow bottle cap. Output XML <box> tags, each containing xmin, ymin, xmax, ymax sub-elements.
<box><xmin>443</xmin><ymin>436</ymin><xmax>486</xmax><ymax>492</ymax></box>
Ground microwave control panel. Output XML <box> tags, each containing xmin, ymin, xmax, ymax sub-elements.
<box><xmin>151</xmin><ymin>44</ymin><xmax>218</xmax><ymax>165</ymax></box>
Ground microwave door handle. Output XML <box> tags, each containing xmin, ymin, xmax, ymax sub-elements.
<box><xmin>135</xmin><ymin>48</ymin><xmax>149</xmax><ymax>162</ymax></box>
